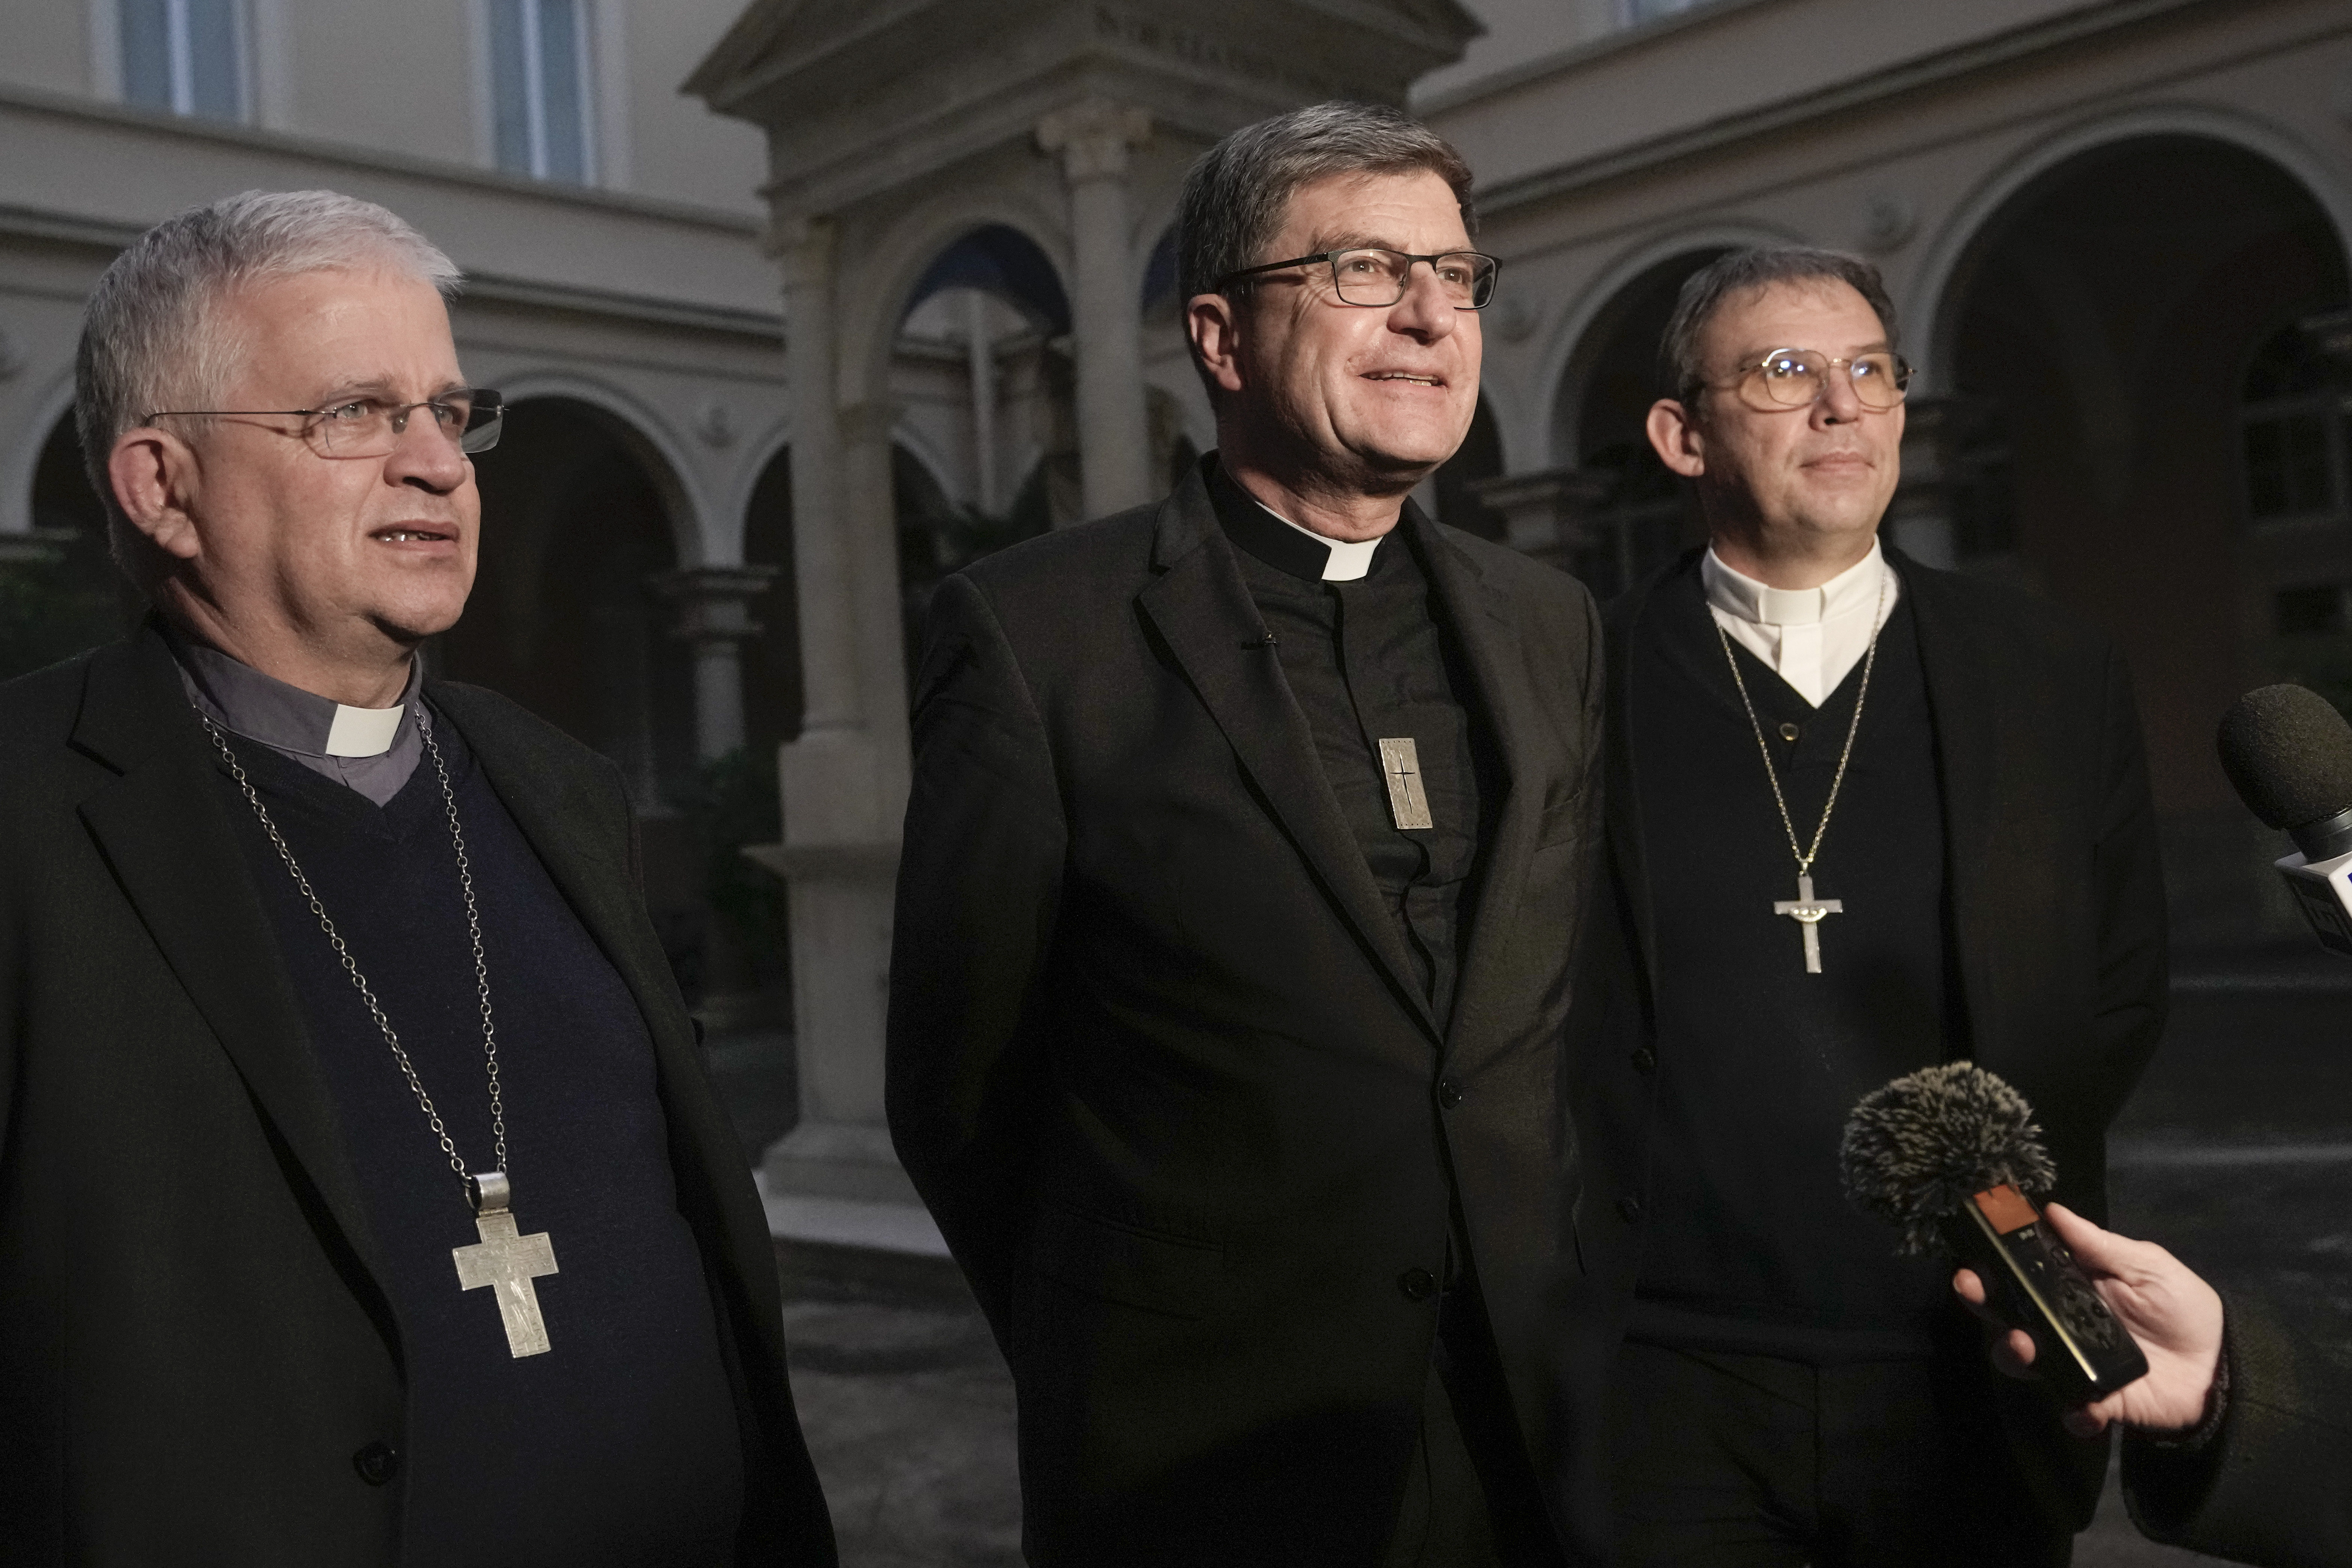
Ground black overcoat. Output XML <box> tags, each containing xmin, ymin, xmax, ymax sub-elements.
<box><xmin>885</xmin><ymin>463</ymin><xmax>1611</xmax><ymax>1564</ymax></box>
<box><xmin>0</xmin><ymin>626</ymin><xmax>836</xmax><ymax>1567</ymax></box>
<box><xmin>1571</xmin><ymin>545</ymin><xmax>2170</xmax><ymax>1533</ymax></box>
<box><xmin>2124</xmin><ymin>1296</ymin><xmax>2352</xmax><ymax>1565</ymax></box>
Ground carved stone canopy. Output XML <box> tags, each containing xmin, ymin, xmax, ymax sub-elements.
<box><xmin>685</xmin><ymin>0</ymin><xmax>1481</xmax><ymax>217</ymax></box>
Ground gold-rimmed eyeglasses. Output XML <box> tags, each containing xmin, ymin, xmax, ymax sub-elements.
<box><xmin>1711</xmin><ymin>350</ymin><xmax>1911</xmax><ymax>412</ymax></box>
<box><xmin>144</xmin><ymin>388</ymin><xmax>506</xmax><ymax>458</ymax></box>
<box><xmin>1217</xmin><ymin>248</ymin><xmax>1501</xmax><ymax>310</ymax></box>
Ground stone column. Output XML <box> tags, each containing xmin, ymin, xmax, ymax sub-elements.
<box><xmin>653</xmin><ymin>565</ymin><xmax>778</xmax><ymax>761</ymax></box>
<box><xmin>745</xmin><ymin>217</ymin><xmax>935</xmax><ymax>1250</ymax></box>
<box><xmin>1037</xmin><ymin>99</ymin><xmax>1154</xmax><ymax>520</ymax></box>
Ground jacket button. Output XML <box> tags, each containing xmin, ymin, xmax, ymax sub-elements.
<box><xmin>1631</xmin><ymin>1047</ymin><xmax>1657</xmax><ymax>1074</ymax></box>
<box><xmin>1617</xmin><ymin>1196</ymin><xmax>1644</xmax><ymax>1225</ymax></box>
<box><xmin>352</xmin><ymin>1440</ymin><xmax>401</xmax><ymax>1486</ymax></box>
<box><xmin>1435</xmin><ymin>1079</ymin><xmax>1463</xmax><ymax>1110</ymax></box>
<box><xmin>1398</xmin><ymin>1267</ymin><xmax>1438</xmax><ymax>1302</ymax></box>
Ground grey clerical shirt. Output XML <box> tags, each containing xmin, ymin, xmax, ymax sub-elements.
<box><xmin>172</xmin><ymin>636</ymin><xmax>424</xmax><ymax>805</ymax></box>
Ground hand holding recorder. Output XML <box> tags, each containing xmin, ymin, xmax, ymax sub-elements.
<box><xmin>1953</xmin><ymin>1203</ymin><xmax>2224</xmax><ymax>1438</ymax></box>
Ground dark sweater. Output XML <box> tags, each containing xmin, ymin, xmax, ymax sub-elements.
<box><xmin>213</xmin><ymin>715</ymin><xmax>745</xmax><ymax>1567</ymax></box>
<box><xmin>1627</xmin><ymin>566</ymin><xmax>1958</xmax><ymax>1361</ymax></box>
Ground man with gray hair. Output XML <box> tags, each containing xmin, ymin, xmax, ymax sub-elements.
<box><xmin>889</xmin><ymin>103</ymin><xmax>1608</xmax><ymax>1564</ymax></box>
<box><xmin>0</xmin><ymin>191</ymin><xmax>835</xmax><ymax>1566</ymax></box>
<box><xmin>1574</xmin><ymin>245</ymin><xmax>2166</xmax><ymax>1563</ymax></box>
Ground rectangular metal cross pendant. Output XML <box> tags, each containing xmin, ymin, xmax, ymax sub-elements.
<box><xmin>1378</xmin><ymin>737</ymin><xmax>1434</xmax><ymax>830</ymax></box>
<box><xmin>452</xmin><ymin>1173</ymin><xmax>559</xmax><ymax>1358</ymax></box>
<box><xmin>1773</xmin><ymin>873</ymin><xmax>1844</xmax><ymax>975</ymax></box>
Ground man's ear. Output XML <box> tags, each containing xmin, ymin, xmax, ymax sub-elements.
<box><xmin>1646</xmin><ymin>397</ymin><xmax>1707</xmax><ymax>479</ymax></box>
<box><xmin>1186</xmin><ymin>292</ymin><xmax>1248</xmax><ymax>398</ymax></box>
<box><xmin>107</xmin><ymin>426</ymin><xmax>205</xmax><ymax>563</ymax></box>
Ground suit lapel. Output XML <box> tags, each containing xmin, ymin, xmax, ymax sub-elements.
<box><xmin>1410</xmin><ymin>511</ymin><xmax>1539</xmax><ymax>1056</ymax></box>
<box><xmin>1137</xmin><ymin>472</ymin><xmax>1441</xmax><ymax>1042</ymax></box>
<box><xmin>1898</xmin><ymin>548</ymin><xmax>2003</xmax><ymax>1059</ymax></box>
<box><xmin>72</xmin><ymin>628</ymin><xmax>391</xmax><ymax>1298</ymax></box>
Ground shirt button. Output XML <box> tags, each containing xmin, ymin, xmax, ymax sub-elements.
<box><xmin>1779</xmin><ymin>722</ymin><xmax>1800</xmax><ymax>741</ymax></box>
<box><xmin>1398</xmin><ymin>1267</ymin><xmax>1438</xmax><ymax>1302</ymax></box>
<box><xmin>1436</xmin><ymin>1079</ymin><xmax>1463</xmax><ymax>1110</ymax></box>
<box><xmin>1617</xmin><ymin>1196</ymin><xmax>1645</xmax><ymax>1225</ymax></box>
<box><xmin>1630</xmin><ymin>1047</ymin><xmax>1657</xmax><ymax>1074</ymax></box>
<box><xmin>352</xmin><ymin>1440</ymin><xmax>401</xmax><ymax>1486</ymax></box>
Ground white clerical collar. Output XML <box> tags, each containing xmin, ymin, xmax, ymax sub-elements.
<box><xmin>1257</xmin><ymin>499</ymin><xmax>1384</xmax><ymax>582</ymax></box>
<box><xmin>1702</xmin><ymin>539</ymin><xmax>1888</xmax><ymax>628</ymax></box>
<box><xmin>176</xmin><ymin>639</ymin><xmax>418</xmax><ymax>758</ymax></box>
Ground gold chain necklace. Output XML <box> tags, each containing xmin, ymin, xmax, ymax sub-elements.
<box><xmin>1713</xmin><ymin>569</ymin><xmax>1888</xmax><ymax>974</ymax></box>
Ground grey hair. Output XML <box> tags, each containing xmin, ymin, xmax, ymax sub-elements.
<box><xmin>75</xmin><ymin>189</ymin><xmax>461</xmax><ymax>576</ymax></box>
<box><xmin>1660</xmin><ymin>246</ymin><xmax>1901</xmax><ymax>407</ymax></box>
<box><xmin>1174</xmin><ymin>102</ymin><xmax>1476</xmax><ymax>306</ymax></box>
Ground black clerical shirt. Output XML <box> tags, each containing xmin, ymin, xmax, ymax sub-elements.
<box><xmin>210</xmin><ymin>714</ymin><xmax>745</xmax><ymax>1567</ymax></box>
<box><xmin>1208</xmin><ymin>464</ymin><xmax>1496</xmax><ymax>1026</ymax></box>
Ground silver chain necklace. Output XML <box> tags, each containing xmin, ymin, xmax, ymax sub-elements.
<box><xmin>1713</xmin><ymin>569</ymin><xmax>1887</xmax><ymax>974</ymax></box>
<box><xmin>200</xmin><ymin>707</ymin><xmax>561</xmax><ymax>1357</ymax></box>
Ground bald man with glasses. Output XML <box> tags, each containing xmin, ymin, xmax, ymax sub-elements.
<box><xmin>0</xmin><ymin>191</ymin><xmax>835</xmax><ymax>1567</ymax></box>
<box><xmin>1572</xmin><ymin>246</ymin><xmax>2167</xmax><ymax>1565</ymax></box>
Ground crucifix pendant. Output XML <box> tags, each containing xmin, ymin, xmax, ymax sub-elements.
<box><xmin>1378</xmin><ymin>737</ymin><xmax>1434</xmax><ymax>830</ymax></box>
<box><xmin>452</xmin><ymin>1171</ymin><xmax>559</xmax><ymax>1358</ymax></box>
<box><xmin>1772</xmin><ymin>873</ymin><xmax>1845</xmax><ymax>975</ymax></box>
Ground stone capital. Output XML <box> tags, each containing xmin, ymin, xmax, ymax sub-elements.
<box><xmin>652</xmin><ymin>565</ymin><xmax>782</xmax><ymax>644</ymax></box>
<box><xmin>1036</xmin><ymin>99</ymin><xmax>1151</xmax><ymax>185</ymax></box>
<box><xmin>765</xmin><ymin>213</ymin><xmax>836</xmax><ymax>287</ymax></box>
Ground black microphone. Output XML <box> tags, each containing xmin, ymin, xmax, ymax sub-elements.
<box><xmin>1840</xmin><ymin>1062</ymin><xmax>2149</xmax><ymax>1405</ymax></box>
<box><xmin>2216</xmin><ymin>683</ymin><xmax>2352</xmax><ymax>957</ymax></box>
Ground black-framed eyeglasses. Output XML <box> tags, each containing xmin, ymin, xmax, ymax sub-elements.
<box><xmin>1216</xmin><ymin>248</ymin><xmax>1501</xmax><ymax>310</ymax></box>
<box><xmin>145</xmin><ymin>388</ymin><xmax>506</xmax><ymax>457</ymax></box>
<box><xmin>1709</xmin><ymin>350</ymin><xmax>1911</xmax><ymax>412</ymax></box>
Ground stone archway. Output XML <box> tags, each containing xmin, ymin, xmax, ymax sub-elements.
<box><xmin>1931</xmin><ymin>133</ymin><xmax>2350</xmax><ymax>941</ymax></box>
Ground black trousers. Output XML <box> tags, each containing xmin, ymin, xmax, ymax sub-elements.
<box><xmin>1604</xmin><ymin>1339</ymin><xmax>2073</xmax><ymax>1568</ymax></box>
<box><xmin>1383</xmin><ymin>1281</ymin><xmax>1565</xmax><ymax>1568</ymax></box>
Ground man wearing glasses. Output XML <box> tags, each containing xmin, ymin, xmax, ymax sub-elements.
<box><xmin>0</xmin><ymin>191</ymin><xmax>835</xmax><ymax>1565</ymax></box>
<box><xmin>1578</xmin><ymin>247</ymin><xmax>2167</xmax><ymax>1563</ymax></box>
<box><xmin>889</xmin><ymin>104</ymin><xmax>1605</xmax><ymax>1564</ymax></box>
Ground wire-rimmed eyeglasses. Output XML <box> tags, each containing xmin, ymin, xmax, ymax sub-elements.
<box><xmin>1709</xmin><ymin>351</ymin><xmax>1912</xmax><ymax>412</ymax></box>
<box><xmin>144</xmin><ymin>388</ymin><xmax>506</xmax><ymax>457</ymax></box>
<box><xmin>1216</xmin><ymin>248</ymin><xmax>1501</xmax><ymax>310</ymax></box>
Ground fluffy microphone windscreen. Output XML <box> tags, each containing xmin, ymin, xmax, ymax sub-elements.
<box><xmin>2217</xmin><ymin>684</ymin><xmax>2352</xmax><ymax>832</ymax></box>
<box><xmin>1839</xmin><ymin>1062</ymin><xmax>2058</xmax><ymax>1257</ymax></box>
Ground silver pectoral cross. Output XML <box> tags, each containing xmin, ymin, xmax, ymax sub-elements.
<box><xmin>1378</xmin><ymin>737</ymin><xmax>1434</xmax><ymax>830</ymax></box>
<box><xmin>1773</xmin><ymin>874</ymin><xmax>1844</xmax><ymax>975</ymax></box>
<box><xmin>452</xmin><ymin>1171</ymin><xmax>559</xmax><ymax>1358</ymax></box>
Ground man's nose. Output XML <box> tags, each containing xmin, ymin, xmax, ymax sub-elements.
<box><xmin>386</xmin><ymin>409</ymin><xmax>470</xmax><ymax>491</ymax></box>
<box><xmin>1386</xmin><ymin>263</ymin><xmax>1459</xmax><ymax>340</ymax></box>
<box><xmin>1815</xmin><ymin>366</ymin><xmax>1866</xmax><ymax>423</ymax></box>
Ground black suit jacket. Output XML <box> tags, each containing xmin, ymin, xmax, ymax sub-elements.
<box><xmin>1575</xmin><ymin>546</ymin><xmax>2169</xmax><ymax>1531</ymax></box>
<box><xmin>886</xmin><ymin>463</ymin><xmax>1609</xmax><ymax>1564</ymax></box>
<box><xmin>2123</xmin><ymin>1297</ymin><xmax>2352</xmax><ymax>1567</ymax></box>
<box><xmin>0</xmin><ymin>626</ymin><xmax>835</xmax><ymax>1567</ymax></box>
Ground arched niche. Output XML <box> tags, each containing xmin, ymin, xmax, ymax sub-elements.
<box><xmin>1430</xmin><ymin>395</ymin><xmax>1507</xmax><ymax>541</ymax></box>
<box><xmin>1928</xmin><ymin>131</ymin><xmax>2349</xmax><ymax>941</ymax></box>
<box><xmin>0</xmin><ymin>414</ymin><xmax>142</xmax><ymax>681</ymax></box>
<box><xmin>438</xmin><ymin>394</ymin><xmax>695</xmax><ymax>812</ymax></box>
<box><xmin>739</xmin><ymin>441</ymin><xmax>800</xmax><ymax>768</ymax></box>
<box><xmin>1550</xmin><ymin>246</ymin><xmax>1729</xmax><ymax>597</ymax></box>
